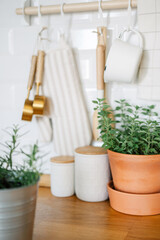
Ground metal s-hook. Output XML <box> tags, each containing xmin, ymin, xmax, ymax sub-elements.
<box><xmin>38</xmin><ymin>0</ymin><xmax>42</xmax><ymax>26</ymax></box>
<box><xmin>39</xmin><ymin>26</ymin><xmax>48</xmax><ymax>37</ymax></box>
<box><xmin>98</xmin><ymin>0</ymin><xmax>104</xmax><ymax>27</ymax></box>
<box><xmin>39</xmin><ymin>27</ymin><xmax>51</xmax><ymax>42</ymax></box>
<box><xmin>127</xmin><ymin>0</ymin><xmax>132</xmax><ymax>30</ymax></box>
<box><xmin>93</xmin><ymin>1</ymin><xmax>106</xmax><ymax>48</ymax></box>
<box><xmin>59</xmin><ymin>1</ymin><xmax>65</xmax><ymax>37</ymax></box>
<box><xmin>37</xmin><ymin>26</ymin><xmax>49</xmax><ymax>51</ymax></box>
<box><xmin>60</xmin><ymin>2</ymin><xmax>65</xmax><ymax>16</ymax></box>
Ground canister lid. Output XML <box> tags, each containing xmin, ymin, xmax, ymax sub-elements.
<box><xmin>75</xmin><ymin>146</ymin><xmax>107</xmax><ymax>155</ymax></box>
<box><xmin>50</xmin><ymin>156</ymin><xmax>74</xmax><ymax>164</ymax></box>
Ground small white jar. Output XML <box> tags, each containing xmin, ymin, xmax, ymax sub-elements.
<box><xmin>75</xmin><ymin>146</ymin><xmax>111</xmax><ymax>202</ymax></box>
<box><xmin>50</xmin><ymin>156</ymin><xmax>74</xmax><ymax>197</ymax></box>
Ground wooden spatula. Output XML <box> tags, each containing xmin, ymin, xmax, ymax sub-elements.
<box><xmin>93</xmin><ymin>27</ymin><xmax>106</xmax><ymax>142</ymax></box>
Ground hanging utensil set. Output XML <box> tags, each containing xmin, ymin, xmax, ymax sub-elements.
<box><xmin>22</xmin><ymin>29</ymin><xmax>46</xmax><ymax>121</ymax></box>
<box><xmin>22</xmin><ymin>55</ymin><xmax>37</xmax><ymax>121</ymax></box>
<box><xmin>33</xmin><ymin>50</ymin><xmax>46</xmax><ymax>115</ymax></box>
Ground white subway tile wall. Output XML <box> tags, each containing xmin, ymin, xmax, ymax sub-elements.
<box><xmin>157</xmin><ymin>0</ymin><xmax>160</xmax><ymax>12</ymax></box>
<box><xmin>138</xmin><ymin>0</ymin><xmax>160</xmax><ymax>100</ymax></box>
<box><xmin>0</xmin><ymin>0</ymin><xmax>160</xmax><ymax>173</ymax></box>
<box><xmin>8</xmin><ymin>27</ymin><xmax>40</xmax><ymax>55</ymax></box>
<box><xmin>143</xmin><ymin>32</ymin><xmax>160</xmax><ymax>50</ymax></box>
<box><xmin>156</xmin><ymin>14</ymin><xmax>160</xmax><ymax>31</ymax></box>
<box><xmin>138</xmin><ymin>14</ymin><xmax>156</xmax><ymax>33</ymax></box>
<box><xmin>138</xmin><ymin>0</ymin><xmax>156</xmax><ymax>15</ymax></box>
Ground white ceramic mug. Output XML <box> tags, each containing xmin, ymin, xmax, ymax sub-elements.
<box><xmin>104</xmin><ymin>28</ymin><xmax>144</xmax><ymax>83</ymax></box>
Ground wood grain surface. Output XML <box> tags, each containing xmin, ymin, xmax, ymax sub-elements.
<box><xmin>51</xmin><ymin>156</ymin><xmax>74</xmax><ymax>164</ymax></box>
<box><xmin>39</xmin><ymin>174</ymin><xmax>50</xmax><ymax>187</ymax></box>
<box><xmin>33</xmin><ymin>188</ymin><xmax>160</xmax><ymax>240</ymax></box>
<box><xmin>75</xmin><ymin>146</ymin><xmax>107</xmax><ymax>155</ymax></box>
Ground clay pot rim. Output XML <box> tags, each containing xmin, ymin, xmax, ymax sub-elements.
<box><xmin>108</xmin><ymin>181</ymin><xmax>160</xmax><ymax>197</ymax></box>
<box><xmin>107</xmin><ymin>181</ymin><xmax>160</xmax><ymax>216</ymax></box>
<box><xmin>107</xmin><ymin>149</ymin><xmax>160</xmax><ymax>157</ymax></box>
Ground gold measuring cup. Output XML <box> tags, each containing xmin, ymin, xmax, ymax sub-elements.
<box><xmin>22</xmin><ymin>55</ymin><xmax>37</xmax><ymax>121</ymax></box>
<box><xmin>33</xmin><ymin>50</ymin><xmax>46</xmax><ymax>115</ymax></box>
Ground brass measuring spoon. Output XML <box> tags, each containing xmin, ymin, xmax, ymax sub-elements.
<box><xmin>22</xmin><ymin>55</ymin><xmax>37</xmax><ymax>121</ymax></box>
<box><xmin>33</xmin><ymin>50</ymin><xmax>46</xmax><ymax>115</ymax></box>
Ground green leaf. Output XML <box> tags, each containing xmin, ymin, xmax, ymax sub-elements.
<box><xmin>115</xmin><ymin>106</ymin><xmax>121</xmax><ymax>110</ymax></box>
<box><xmin>92</xmin><ymin>98</ymin><xmax>160</xmax><ymax>155</ymax></box>
<box><xmin>127</xmin><ymin>108</ymin><xmax>133</xmax><ymax>113</ymax></box>
<box><xmin>149</xmin><ymin>105</ymin><xmax>155</xmax><ymax>109</ymax></box>
<box><xmin>92</xmin><ymin>100</ymin><xmax>98</xmax><ymax>104</ymax></box>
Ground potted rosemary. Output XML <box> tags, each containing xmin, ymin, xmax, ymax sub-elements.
<box><xmin>93</xmin><ymin>98</ymin><xmax>160</xmax><ymax>194</ymax></box>
<box><xmin>0</xmin><ymin>125</ymin><xmax>42</xmax><ymax>240</ymax></box>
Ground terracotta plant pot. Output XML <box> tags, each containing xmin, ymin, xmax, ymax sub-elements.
<box><xmin>108</xmin><ymin>150</ymin><xmax>160</xmax><ymax>194</ymax></box>
<box><xmin>107</xmin><ymin>181</ymin><xmax>160</xmax><ymax>216</ymax></box>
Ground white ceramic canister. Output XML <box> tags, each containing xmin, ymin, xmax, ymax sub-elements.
<box><xmin>75</xmin><ymin>146</ymin><xmax>111</xmax><ymax>202</ymax></box>
<box><xmin>50</xmin><ymin>156</ymin><xmax>75</xmax><ymax>197</ymax></box>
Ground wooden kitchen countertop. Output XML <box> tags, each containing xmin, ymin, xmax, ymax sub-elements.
<box><xmin>33</xmin><ymin>187</ymin><xmax>160</xmax><ymax>240</ymax></box>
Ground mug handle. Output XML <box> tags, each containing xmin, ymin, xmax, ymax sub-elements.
<box><xmin>119</xmin><ymin>28</ymin><xmax>144</xmax><ymax>49</ymax></box>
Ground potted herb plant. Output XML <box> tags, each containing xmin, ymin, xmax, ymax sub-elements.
<box><xmin>0</xmin><ymin>125</ymin><xmax>42</xmax><ymax>240</ymax></box>
<box><xmin>93</xmin><ymin>98</ymin><xmax>160</xmax><ymax>194</ymax></box>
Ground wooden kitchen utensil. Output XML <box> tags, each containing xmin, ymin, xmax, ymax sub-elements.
<box><xmin>93</xmin><ymin>27</ymin><xmax>115</xmax><ymax>142</ymax></box>
<box><xmin>93</xmin><ymin>27</ymin><xmax>106</xmax><ymax>142</ymax></box>
<box><xmin>22</xmin><ymin>55</ymin><xmax>37</xmax><ymax>121</ymax></box>
<box><xmin>33</xmin><ymin>50</ymin><xmax>46</xmax><ymax>115</ymax></box>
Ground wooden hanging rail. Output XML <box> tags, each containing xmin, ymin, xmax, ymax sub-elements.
<box><xmin>16</xmin><ymin>0</ymin><xmax>137</xmax><ymax>16</ymax></box>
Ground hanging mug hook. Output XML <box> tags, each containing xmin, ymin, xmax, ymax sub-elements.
<box><xmin>59</xmin><ymin>1</ymin><xmax>65</xmax><ymax>37</ymax></box>
<box><xmin>127</xmin><ymin>0</ymin><xmax>132</xmax><ymax>30</ymax></box>
<box><xmin>92</xmin><ymin>0</ymin><xmax>104</xmax><ymax>35</ymax></box>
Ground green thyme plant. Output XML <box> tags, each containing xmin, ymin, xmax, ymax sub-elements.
<box><xmin>0</xmin><ymin>125</ymin><xmax>42</xmax><ymax>189</ymax></box>
<box><xmin>93</xmin><ymin>98</ymin><xmax>160</xmax><ymax>155</ymax></box>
